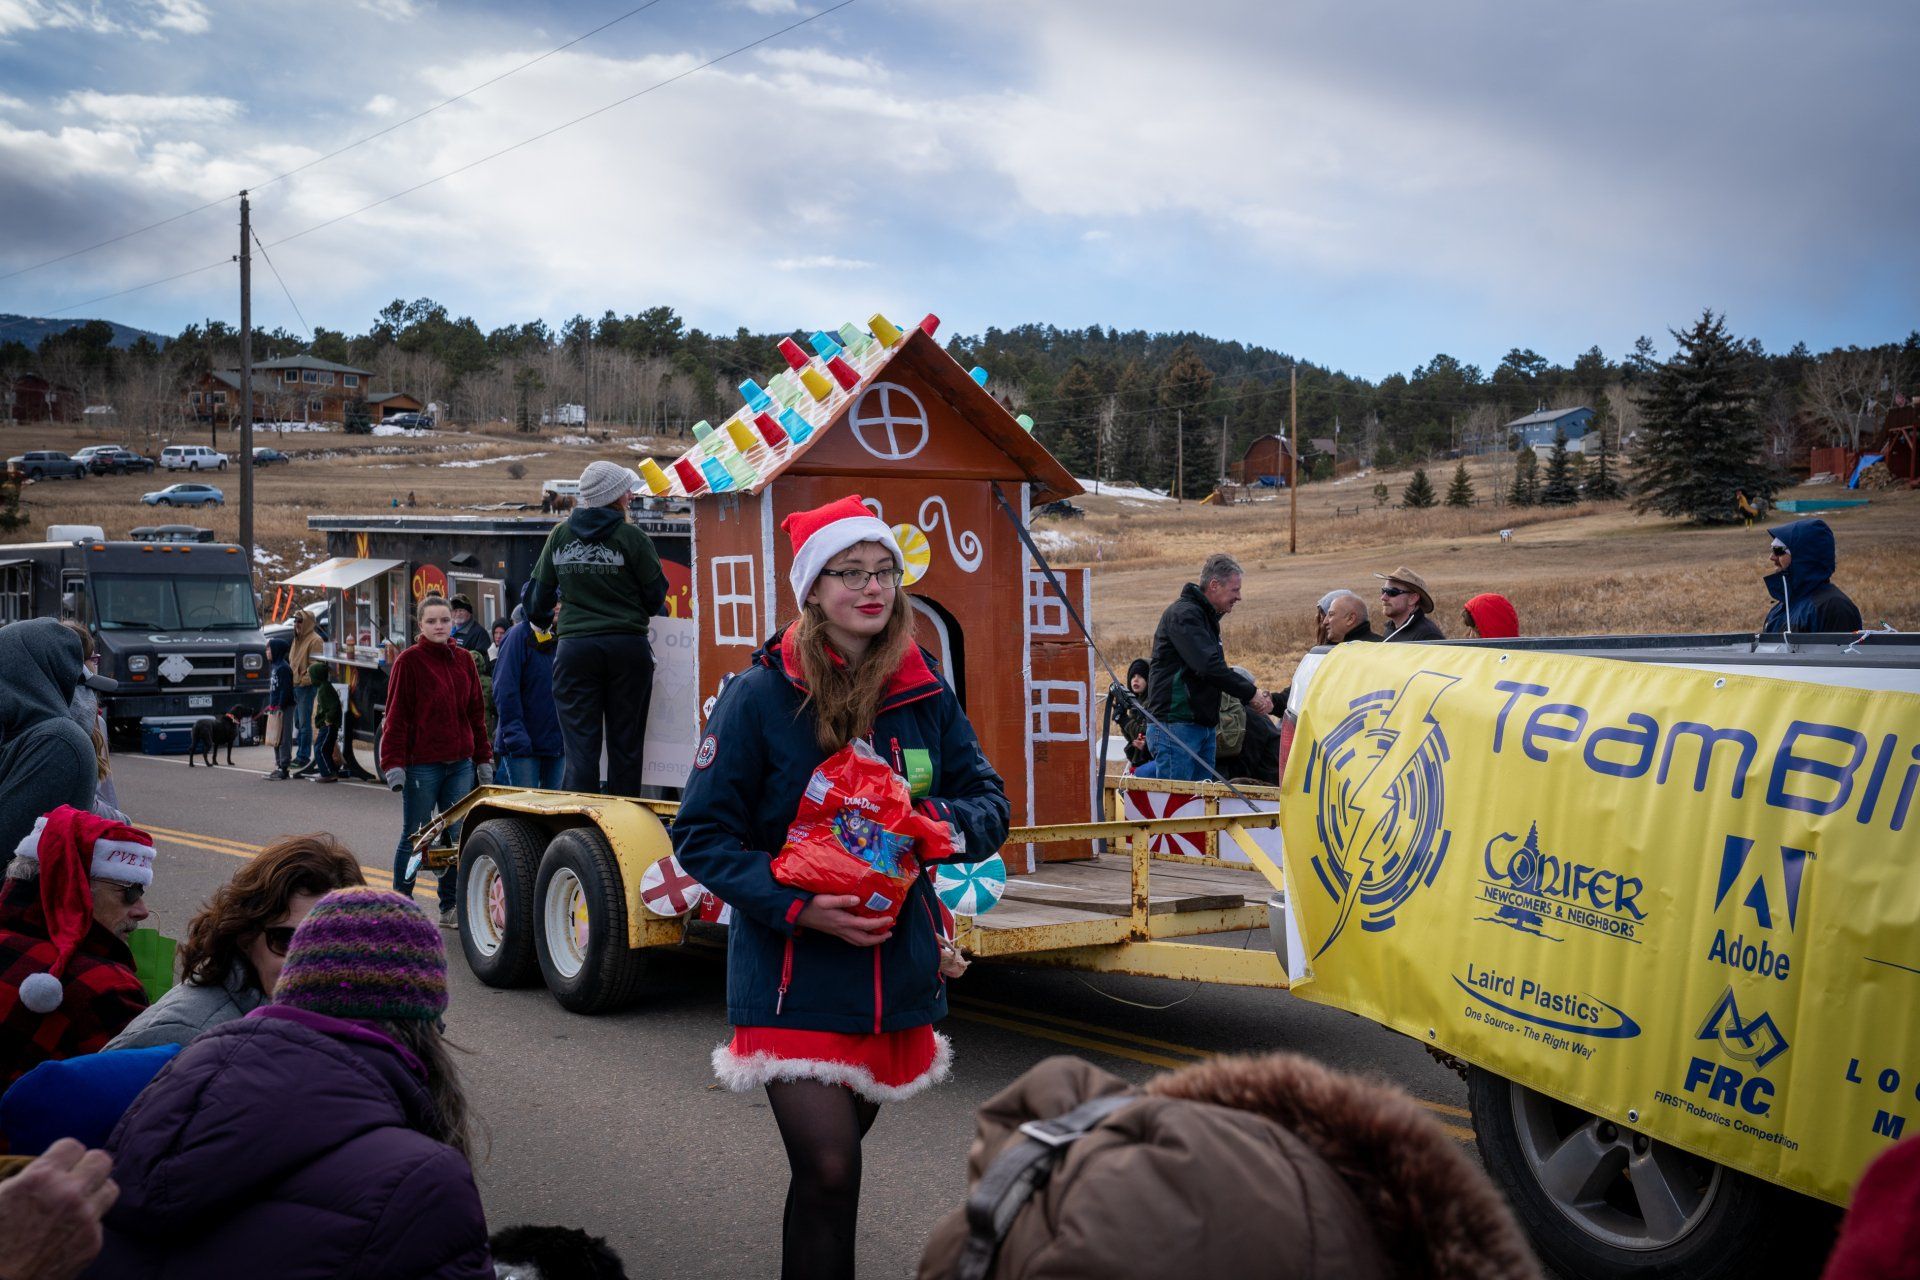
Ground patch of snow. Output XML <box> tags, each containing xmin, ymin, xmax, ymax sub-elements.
<box><xmin>1029</xmin><ymin>529</ymin><xmax>1077</xmax><ymax>555</ymax></box>
<box><xmin>371</xmin><ymin>424</ymin><xmax>432</xmax><ymax>438</ymax></box>
<box><xmin>1076</xmin><ymin>479</ymin><xmax>1170</xmax><ymax>502</ymax></box>
<box><xmin>439</xmin><ymin>451</ymin><xmax>549</xmax><ymax>469</ymax></box>
<box><xmin>252</xmin><ymin>546</ymin><xmax>281</xmax><ymax>566</ymax></box>
<box><xmin>256</xmin><ymin>421</ymin><xmax>333</xmax><ymax>433</ymax></box>
<box><xmin>550</xmin><ymin>434</ymin><xmax>595</xmax><ymax>446</ymax></box>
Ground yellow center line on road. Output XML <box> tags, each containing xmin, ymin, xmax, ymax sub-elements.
<box><xmin>147</xmin><ymin>825</ymin><xmax>421</xmax><ymax>898</ymax></box>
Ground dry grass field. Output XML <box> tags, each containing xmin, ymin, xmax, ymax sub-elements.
<box><xmin>5</xmin><ymin>425</ymin><xmax>1914</xmax><ymax>696</ymax></box>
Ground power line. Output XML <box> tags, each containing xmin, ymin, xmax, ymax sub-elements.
<box><xmin>251</xmin><ymin>226</ymin><xmax>310</xmax><ymax>340</ymax></box>
<box><xmin>0</xmin><ymin>0</ymin><xmax>672</xmax><ymax>284</ymax></box>
<box><xmin>32</xmin><ymin>1</ymin><xmax>856</xmax><ymax>319</ymax></box>
<box><xmin>264</xmin><ymin>0</ymin><xmax>858</xmax><ymax>254</ymax></box>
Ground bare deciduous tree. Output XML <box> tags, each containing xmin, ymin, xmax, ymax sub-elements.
<box><xmin>1801</xmin><ymin>348</ymin><xmax>1911</xmax><ymax>450</ymax></box>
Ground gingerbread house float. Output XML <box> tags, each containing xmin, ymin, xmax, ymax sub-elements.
<box><xmin>646</xmin><ymin>314</ymin><xmax>1093</xmax><ymax>872</ymax></box>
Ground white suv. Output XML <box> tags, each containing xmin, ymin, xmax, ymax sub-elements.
<box><xmin>160</xmin><ymin>445</ymin><xmax>229</xmax><ymax>472</ymax></box>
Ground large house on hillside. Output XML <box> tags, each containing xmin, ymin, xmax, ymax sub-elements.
<box><xmin>5</xmin><ymin>373</ymin><xmax>81</xmax><ymax>423</ymax></box>
<box><xmin>186</xmin><ymin>355</ymin><xmax>418</xmax><ymax>426</ymax></box>
<box><xmin>1506</xmin><ymin>405</ymin><xmax>1595</xmax><ymax>455</ymax></box>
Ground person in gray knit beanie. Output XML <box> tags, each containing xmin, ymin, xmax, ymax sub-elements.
<box><xmin>577</xmin><ymin>460</ymin><xmax>639</xmax><ymax>509</ymax></box>
<box><xmin>525</xmin><ymin>460</ymin><xmax>667</xmax><ymax>796</ymax></box>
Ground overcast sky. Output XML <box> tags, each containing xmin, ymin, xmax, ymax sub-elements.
<box><xmin>0</xmin><ymin>0</ymin><xmax>1913</xmax><ymax>379</ymax></box>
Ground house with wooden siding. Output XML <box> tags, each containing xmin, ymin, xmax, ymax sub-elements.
<box><xmin>186</xmin><ymin>355</ymin><xmax>415</xmax><ymax>426</ymax></box>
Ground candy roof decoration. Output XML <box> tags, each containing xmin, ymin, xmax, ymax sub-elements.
<box><xmin>641</xmin><ymin>313</ymin><xmax>1077</xmax><ymax>504</ymax></box>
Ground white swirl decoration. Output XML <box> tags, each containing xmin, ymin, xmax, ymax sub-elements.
<box><xmin>918</xmin><ymin>495</ymin><xmax>983</xmax><ymax>573</ymax></box>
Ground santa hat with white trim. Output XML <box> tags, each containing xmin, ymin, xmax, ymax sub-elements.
<box><xmin>12</xmin><ymin>806</ymin><xmax>155</xmax><ymax>1014</ymax></box>
<box><xmin>780</xmin><ymin>494</ymin><xmax>905</xmax><ymax>609</ymax></box>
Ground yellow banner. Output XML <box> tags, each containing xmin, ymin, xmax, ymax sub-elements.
<box><xmin>1280</xmin><ymin>642</ymin><xmax>1920</xmax><ymax>1205</ymax></box>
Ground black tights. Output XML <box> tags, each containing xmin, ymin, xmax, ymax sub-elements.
<box><xmin>766</xmin><ymin>1081</ymin><xmax>880</xmax><ymax>1280</ymax></box>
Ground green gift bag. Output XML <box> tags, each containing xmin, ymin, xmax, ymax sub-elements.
<box><xmin>128</xmin><ymin>929</ymin><xmax>178</xmax><ymax>1004</ymax></box>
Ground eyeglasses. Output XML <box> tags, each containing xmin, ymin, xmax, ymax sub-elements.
<box><xmin>261</xmin><ymin>925</ymin><xmax>298</xmax><ymax>956</ymax></box>
<box><xmin>818</xmin><ymin>568</ymin><xmax>903</xmax><ymax>591</ymax></box>
<box><xmin>1380</xmin><ymin>586</ymin><xmax>1411</xmax><ymax>598</ymax></box>
<box><xmin>91</xmin><ymin>879</ymin><xmax>144</xmax><ymax>906</ymax></box>
<box><xmin>1768</xmin><ymin>545</ymin><xmax>1789</xmax><ymax>558</ymax></box>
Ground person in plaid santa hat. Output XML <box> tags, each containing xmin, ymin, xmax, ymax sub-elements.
<box><xmin>1</xmin><ymin>805</ymin><xmax>154</xmax><ymax>1087</ymax></box>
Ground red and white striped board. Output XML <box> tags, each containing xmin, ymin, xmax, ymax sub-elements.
<box><xmin>639</xmin><ymin>854</ymin><xmax>707</xmax><ymax>917</ymax></box>
<box><xmin>1121</xmin><ymin>789</ymin><xmax>1207</xmax><ymax>858</ymax></box>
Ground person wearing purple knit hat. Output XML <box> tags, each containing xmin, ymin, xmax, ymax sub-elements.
<box><xmin>92</xmin><ymin>886</ymin><xmax>492</xmax><ymax>1279</ymax></box>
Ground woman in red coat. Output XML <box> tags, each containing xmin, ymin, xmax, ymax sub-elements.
<box><xmin>379</xmin><ymin>595</ymin><xmax>492</xmax><ymax>926</ymax></box>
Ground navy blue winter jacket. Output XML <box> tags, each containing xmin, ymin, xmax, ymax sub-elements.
<box><xmin>491</xmin><ymin>621</ymin><xmax>562</xmax><ymax>759</ymax></box>
<box><xmin>266</xmin><ymin>637</ymin><xmax>295</xmax><ymax>711</ymax></box>
<box><xmin>673</xmin><ymin>625</ymin><xmax>1009</xmax><ymax>1034</ymax></box>
<box><xmin>1761</xmin><ymin>518</ymin><xmax>1863</xmax><ymax>634</ymax></box>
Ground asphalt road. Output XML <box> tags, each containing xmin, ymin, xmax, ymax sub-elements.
<box><xmin>114</xmin><ymin>745</ymin><xmax>1475</xmax><ymax>1278</ymax></box>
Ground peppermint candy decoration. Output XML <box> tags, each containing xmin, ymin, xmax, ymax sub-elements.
<box><xmin>934</xmin><ymin>854</ymin><xmax>1007</xmax><ymax>916</ymax></box>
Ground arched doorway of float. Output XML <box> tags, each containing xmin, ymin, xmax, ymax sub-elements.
<box><xmin>910</xmin><ymin>595</ymin><xmax>966</xmax><ymax>710</ymax></box>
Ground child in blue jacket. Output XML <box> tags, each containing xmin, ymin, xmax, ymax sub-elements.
<box><xmin>262</xmin><ymin>635</ymin><xmax>296</xmax><ymax>781</ymax></box>
<box><xmin>674</xmin><ymin>495</ymin><xmax>1009</xmax><ymax>1279</ymax></box>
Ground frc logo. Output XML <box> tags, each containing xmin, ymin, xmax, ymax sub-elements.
<box><xmin>1683</xmin><ymin>986</ymin><xmax>1791</xmax><ymax>1117</ymax></box>
<box><xmin>1307</xmin><ymin>671</ymin><xmax>1458</xmax><ymax>958</ymax></box>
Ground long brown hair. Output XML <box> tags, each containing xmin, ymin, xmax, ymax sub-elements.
<box><xmin>377</xmin><ymin>1018</ymin><xmax>480</xmax><ymax>1163</ymax></box>
<box><xmin>793</xmin><ymin>578</ymin><xmax>916</xmax><ymax>752</ymax></box>
<box><xmin>179</xmin><ymin>833</ymin><xmax>367</xmax><ymax>988</ymax></box>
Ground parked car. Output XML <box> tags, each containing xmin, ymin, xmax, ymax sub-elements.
<box><xmin>160</xmin><ymin>445</ymin><xmax>230</xmax><ymax>472</ymax></box>
<box><xmin>252</xmin><ymin>447</ymin><xmax>290</xmax><ymax>466</ymax></box>
<box><xmin>82</xmin><ymin>447</ymin><xmax>156</xmax><ymax>476</ymax></box>
<box><xmin>6</xmin><ymin>450</ymin><xmax>88</xmax><ymax>481</ymax></box>
<box><xmin>382</xmin><ymin>411</ymin><xmax>430</xmax><ymax>428</ymax></box>
<box><xmin>142</xmin><ymin>482</ymin><xmax>225</xmax><ymax>508</ymax></box>
<box><xmin>71</xmin><ymin>446</ymin><xmax>120</xmax><ymax>471</ymax></box>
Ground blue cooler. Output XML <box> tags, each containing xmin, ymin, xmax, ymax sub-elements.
<box><xmin>140</xmin><ymin>717</ymin><xmax>199</xmax><ymax>755</ymax></box>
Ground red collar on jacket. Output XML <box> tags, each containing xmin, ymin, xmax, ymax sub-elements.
<box><xmin>766</xmin><ymin>620</ymin><xmax>943</xmax><ymax>711</ymax></box>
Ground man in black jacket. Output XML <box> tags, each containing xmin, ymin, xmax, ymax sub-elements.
<box><xmin>1375</xmin><ymin>567</ymin><xmax>1446</xmax><ymax>643</ymax></box>
<box><xmin>1136</xmin><ymin>554</ymin><xmax>1272</xmax><ymax>781</ymax></box>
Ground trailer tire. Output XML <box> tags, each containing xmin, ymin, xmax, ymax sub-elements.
<box><xmin>533</xmin><ymin>827</ymin><xmax>645</xmax><ymax>1014</ymax></box>
<box><xmin>1468</xmin><ymin>1067</ymin><xmax>1825</xmax><ymax>1279</ymax></box>
<box><xmin>457</xmin><ymin>818</ymin><xmax>542</xmax><ymax>988</ymax></box>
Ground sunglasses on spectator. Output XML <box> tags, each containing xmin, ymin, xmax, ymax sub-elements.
<box><xmin>261</xmin><ymin>925</ymin><xmax>298</xmax><ymax>956</ymax></box>
<box><xmin>1380</xmin><ymin>586</ymin><xmax>1412</xmax><ymax>598</ymax></box>
<box><xmin>1769</xmin><ymin>544</ymin><xmax>1789</xmax><ymax>557</ymax></box>
<box><xmin>91</xmin><ymin>879</ymin><xmax>144</xmax><ymax>906</ymax></box>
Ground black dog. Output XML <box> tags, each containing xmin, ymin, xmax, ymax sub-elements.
<box><xmin>188</xmin><ymin>706</ymin><xmax>251</xmax><ymax>767</ymax></box>
<box><xmin>487</xmin><ymin>1225</ymin><xmax>626</xmax><ymax>1279</ymax></box>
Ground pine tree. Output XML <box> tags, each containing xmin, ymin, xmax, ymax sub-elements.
<box><xmin>1540</xmin><ymin>429</ymin><xmax>1580</xmax><ymax>505</ymax></box>
<box><xmin>1402</xmin><ymin>468</ymin><xmax>1438</xmax><ymax>508</ymax></box>
<box><xmin>1372</xmin><ymin>481</ymin><xmax>1390</xmax><ymax>507</ymax></box>
<box><xmin>1444</xmin><ymin>461</ymin><xmax>1475</xmax><ymax>508</ymax></box>
<box><xmin>1634</xmin><ymin>310</ymin><xmax>1779</xmax><ymax>523</ymax></box>
<box><xmin>0</xmin><ymin>473</ymin><xmax>24</xmax><ymax>534</ymax></box>
<box><xmin>1583</xmin><ymin>399</ymin><xmax>1626</xmax><ymax>500</ymax></box>
<box><xmin>1158</xmin><ymin>344</ymin><xmax>1216</xmax><ymax>500</ymax></box>
<box><xmin>1046</xmin><ymin>358</ymin><xmax>1101</xmax><ymax>476</ymax></box>
<box><xmin>1508</xmin><ymin>448</ymin><xmax>1538</xmax><ymax>506</ymax></box>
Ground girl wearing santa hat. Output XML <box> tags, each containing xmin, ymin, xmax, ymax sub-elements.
<box><xmin>675</xmin><ymin>494</ymin><xmax>1009</xmax><ymax>1280</ymax></box>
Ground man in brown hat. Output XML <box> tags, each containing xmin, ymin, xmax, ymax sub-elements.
<box><xmin>1374</xmin><ymin>567</ymin><xmax>1445</xmax><ymax>642</ymax></box>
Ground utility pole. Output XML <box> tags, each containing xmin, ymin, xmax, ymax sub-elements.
<box><xmin>1333</xmin><ymin>414</ymin><xmax>1340</xmax><ymax>476</ymax></box>
<box><xmin>1288</xmin><ymin>364</ymin><xmax>1299</xmax><ymax>553</ymax></box>
<box><xmin>238</xmin><ymin>191</ymin><xmax>254</xmax><ymax>562</ymax></box>
<box><xmin>1175</xmin><ymin>408</ymin><xmax>1184</xmax><ymax>503</ymax></box>
<box><xmin>1218</xmin><ymin>413</ymin><xmax>1227</xmax><ymax>490</ymax></box>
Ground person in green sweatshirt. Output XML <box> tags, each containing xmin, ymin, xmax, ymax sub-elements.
<box><xmin>308</xmin><ymin>660</ymin><xmax>342</xmax><ymax>783</ymax></box>
<box><xmin>526</xmin><ymin>460</ymin><xmax>667</xmax><ymax>797</ymax></box>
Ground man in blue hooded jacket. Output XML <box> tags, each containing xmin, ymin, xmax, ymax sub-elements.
<box><xmin>1761</xmin><ymin>518</ymin><xmax>1863</xmax><ymax>634</ymax></box>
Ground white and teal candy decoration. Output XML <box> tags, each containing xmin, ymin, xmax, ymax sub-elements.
<box><xmin>934</xmin><ymin>855</ymin><xmax>1007</xmax><ymax>916</ymax></box>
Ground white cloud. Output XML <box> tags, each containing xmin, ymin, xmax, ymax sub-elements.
<box><xmin>756</xmin><ymin>47</ymin><xmax>883</xmax><ymax>81</ymax></box>
<box><xmin>0</xmin><ymin>92</ymin><xmax>28</xmax><ymax>111</ymax></box>
<box><xmin>738</xmin><ymin>0</ymin><xmax>800</xmax><ymax>12</ymax></box>
<box><xmin>366</xmin><ymin>94</ymin><xmax>398</xmax><ymax>116</ymax></box>
<box><xmin>0</xmin><ymin>0</ymin><xmax>207</xmax><ymax>39</ymax></box>
<box><xmin>58</xmin><ymin>90</ymin><xmax>240</xmax><ymax>125</ymax></box>
<box><xmin>356</xmin><ymin>0</ymin><xmax>418</xmax><ymax>20</ymax></box>
<box><xmin>773</xmin><ymin>255</ymin><xmax>874</xmax><ymax>271</ymax></box>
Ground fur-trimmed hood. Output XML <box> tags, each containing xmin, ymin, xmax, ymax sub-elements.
<box><xmin>918</xmin><ymin>1054</ymin><xmax>1539</xmax><ymax>1280</ymax></box>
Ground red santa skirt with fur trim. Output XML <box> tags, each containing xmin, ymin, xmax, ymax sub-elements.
<box><xmin>713</xmin><ymin>1024</ymin><xmax>951</xmax><ymax>1105</ymax></box>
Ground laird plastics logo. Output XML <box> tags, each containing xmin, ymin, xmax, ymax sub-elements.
<box><xmin>1307</xmin><ymin>670</ymin><xmax>1458</xmax><ymax>958</ymax></box>
<box><xmin>1477</xmin><ymin>822</ymin><xmax>1648</xmax><ymax>943</ymax></box>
